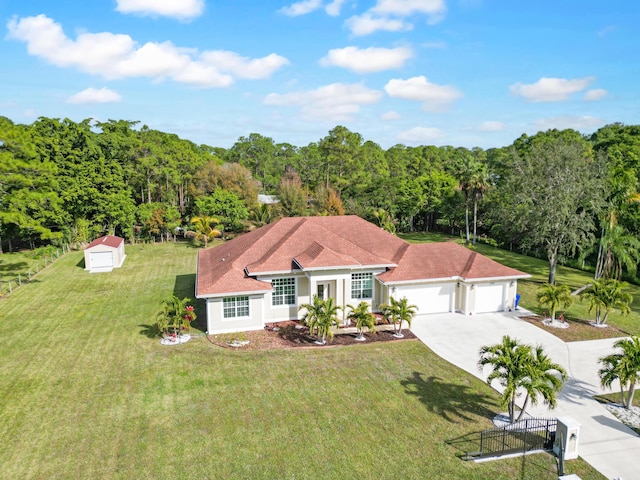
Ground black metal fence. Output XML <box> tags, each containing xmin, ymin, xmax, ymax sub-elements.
<box><xmin>464</xmin><ymin>417</ymin><xmax>557</xmax><ymax>460</ymax></box>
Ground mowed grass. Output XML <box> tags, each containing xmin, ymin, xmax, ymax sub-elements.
<box><xmin>0</xmin><ymin>242</ymin><xmax>604</xmax><ymax>479</ymax></box>
<box><xmin>401</xmin><ymin>232</ymin><xmax>640</xmax><ymax>336</ymax></box>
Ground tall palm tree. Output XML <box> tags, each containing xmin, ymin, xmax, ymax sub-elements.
<box><xmin>515</xmin><ymin>345</ymin><xmax>567</xmax><ymax>421</ymax></box>
<box><xmin>346</xmin><ymin>301</ymin><xmax>377</xmax><ymax>341</ymax></box>
<box><xmin>536</xmin><ymin>283</ymin><xmax>572</xmax><ymax>321</ymax></box>
<box><xmin>599</xmin><ymin>336</ymin><xmax>640</xmax><ymax>409</ymax></box>
<box><xmin>190</xmin><ymin>216</ymin><xmax>222</xmax><ymax>247</ymax></box>
<box><xmin>478</xmin><ymin>335</ymin><xmax>532</xmax><ymax>423</ymax></box>
<box><xmin>580</xmin><ymin>278</ymin><xmax>633</xmax><ymax>325</ymax></box>
<box><xmin>470</xmin><ymin>162</ymin><xmax>491</xmax><ymax>245</ymax></box>
<box><xmin>380</xmin><ymin>296</ymin><xmax>417</xmax><ymax>338</ymax></box>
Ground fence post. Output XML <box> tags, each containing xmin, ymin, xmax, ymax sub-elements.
<box><xmin>8</xmin><ymin>281</ymin><xmax>12</xmax><ymax>293</ymax></box>
<box><xmin>28</xmin><ymin>268</ymin><xmax>31</xmax><ymax>280</ymax></box>
<box><xmin>18</xmin><ymin>273</ymin><xmax>21</xmax><ymax>286</ymax></box>
<box><xmin>36</xmin><ymin>261</ymin><xmax>39</xmax><ymax>273</ymax></box>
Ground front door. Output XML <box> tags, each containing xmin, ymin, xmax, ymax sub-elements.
<box><xmin>317</xmin><ymin>282</ymin><xmax>330</xmax><ymax>301</ymax></box>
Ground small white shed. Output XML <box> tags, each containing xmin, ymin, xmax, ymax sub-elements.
<box><xmin>84</xmin><ymin>235</ymin><xmax>126</xmax><ymax>273</ymax></box>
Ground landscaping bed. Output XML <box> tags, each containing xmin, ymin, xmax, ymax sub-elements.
<box><xmin>520</xmin><ymin>314</ymin><xmax>630</xmax><ymax>342</ymax></box>
<box><xmin>208</xmin><ymin>320</ymin><xmax>416</xmax><ymax>350</ymax></box>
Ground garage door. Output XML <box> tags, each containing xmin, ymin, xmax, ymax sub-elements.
<box><xmin>90</xmin><ymin>251</ymin><xmax>113</xmax><ymax>269</ymax></box>
<box><xmin>474</xmin><ymin>283</ymin><xmax>506</xmax><ymax>313</ymax></box>
<box><xmin>395</xmin><ymin>283</ymin><xmax>454</xmax><ymax>315</ymax></box>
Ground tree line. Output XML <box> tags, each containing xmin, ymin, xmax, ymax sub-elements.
<box><xmin>2</xmin><ymin>116</ymin><xmax>640</xmax><ymax>284</ymax></box>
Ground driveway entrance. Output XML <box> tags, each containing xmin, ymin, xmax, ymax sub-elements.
<box><xmin>410</xmin><ymin>310</ymin><xmax>640</xmax><ymax>479</ymax></box>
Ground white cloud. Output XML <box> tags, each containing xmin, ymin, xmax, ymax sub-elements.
<box><xmin>7</xmin><ymin>15</ymin><xmax>288</xmax><ymax>88</ymax></box>
<box><xmin>201</xmin><ymin>51</ymin><xmax>290</xmax><ymax>79</ymax></box>
<box><xmin>384</xmin><ymin>76</ymin><xmax>462</xmax><ymax>111</ymax></box>
<box><xmin>345</xmin><ymin>14</ymin><xmax>411</xmax><ymax>36</ymax></box>
<box><xmin>397</xmin><ymin>126</ymin><xmax>445</xmax><ymax>144</ymax></box>
<box><xmin>279</xmin><ymin>0</ymin><xmax>323</xmax><ymax>16</ymax></box>
<box><xmin>532</xmin><ymin>115</ymin><xmax>604</xmax><ymax>131</ymax></box>
<box><xmin>584</xmin><ymin>88</ymin><xmax>607</xmax><ymax>101</ymax></box>
<box><xmin>320</xmin><ymin>46</ymin><xmax>413</xmax><ymax>73</ymax></box>
<box><xmin>325</xmin><ymin>0</ymin><xmax>347</xmax><ymax>16</ymax></box>
<box><xmin>509</xmin><ymin>76</ymin><xmax>595</xmax><ymax>102</ymax></box>
<box><xmin>477</xmin><ymin>121</ymin><xmax>505</xmax><ymax>132</ymax></box>
<box><xmin>381</xmin><ymin>111</ymin><xmax>401</xmax><ymax>120</ymax></box>
<box><xmin>264</xmin><ymin>82</ymin><xmax>383</xmax><ymax>122</ymax></box>
<box><xmin>372</xmin><ymin>0</ymin><xmax>446</xmax><ymax>24</ymax></box>
<box><xmin>115</xmin><ymin>0</ymin><xmax>204</xmax><ymax>20</ymax></box>
<box><xmin>67</xmin><ymin>87</ymin><xmax>122</xmax><ymax>104</ymax></box>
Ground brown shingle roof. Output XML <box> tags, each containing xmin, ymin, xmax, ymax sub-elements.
<box><xmin>196</xmin><ymin>216</ymin><xmax>528</xmax><ymax>297</ymax></box>
<box><xmin>86</xmin><ymin>235</ymin><xmax>123</xmax><ymax>249</ymax></box>
<box><xmin>377</xmin><ymin>242</ymin><xmax>528</xmax><ymax>284</ymax></box>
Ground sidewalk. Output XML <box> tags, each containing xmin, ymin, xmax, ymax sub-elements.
<box><xmin>410</xmin><ymin>310</ymin><xmax>639</xmax><ymax>479</ymax></box>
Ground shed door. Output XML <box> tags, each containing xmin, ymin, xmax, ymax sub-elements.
<box><xmin>90</xmin><ymin>251</ymin><xmax>113</xmax><ymax>269</ymax></box>
<box><xmin>474</xmin><ymin>283</ymin><xmax>506</xmax><ymax>313</ymax></box>
<box><xmin>395</xmin><ymin>283</ymin><xmax>454</xmax><ymax>315</ymax></box>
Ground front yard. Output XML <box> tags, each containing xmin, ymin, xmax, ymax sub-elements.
<box><xmin>0</xmin><ymin>242</ymin><xmax>604</xmax><ymax>479</ymax></box>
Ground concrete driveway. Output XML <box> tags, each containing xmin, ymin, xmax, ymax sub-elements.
<box><xmin>410</xmin><ymin>310</ymin><xmax>639</xmax><ymax>479</ymax></box>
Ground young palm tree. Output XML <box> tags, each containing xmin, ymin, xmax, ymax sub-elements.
<box><xmin>299</xmin><ymin>295</ymin><xmax>339</xmax><ymax>345</ymax></box>
<box><xmin>315</xmin><ymin>297</ymin><xmax>340</xmax><ymax>345</ymax></box>
<box><xmin>515</xmin><ymin>345</ymin><xmax>567</xmax><ymax>421</ymax></box>
<box><xmin>380</xmin><ymin>296</ymin><xmax>417</xmax><ymax>338</ymax></box>
<box><xmin>599</xmin><ymin>336</ymin><xmax>640</xmax><ymax>409</ymax></box>
<box><xmin>190</xmin><ymin>216</ymin><xmax>222</xmax><ymax>247</ymax></box>
<box><xmin>536</xmin><ymin>283</ymin><xmax>572</xmax><ymax>320</ymax></box>
<box><xmin>581</xmin><ymin>278</ymin><xmax>633</xmax><ymax>325</ymax></box>
<box><xmin>478</xmin><ymin>335</ymin><xmax>532</xmax><ymax>423</ymax></box>
<box><xmin>346</xmin><ymin>301</ymin><xmax>377</xmax><ymax>341</ymax></box>
<box><xmin>479</xmin><ymin>336</ymin><xmax>567</xmax><ymax>423</ymax></box>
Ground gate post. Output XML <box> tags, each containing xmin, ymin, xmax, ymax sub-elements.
<box><xmin>554</xmin><ymin>416</ymin><xmax>580</xmax><ymax>460</ymax></box>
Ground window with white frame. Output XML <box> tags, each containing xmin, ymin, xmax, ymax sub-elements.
<box><xmin>272</xmin><ymin>278</ymin><xmax>296</xmax><ymax>306</ymax></box>
<box><xmin>351</xmin><ymin>272</ymin><xmax>373</xmax><ymax>299</ymax></box>
<box><xmin>223</xmin><ymin>296</ymin><xmax>249</xmax><ymax>318</ymax></box>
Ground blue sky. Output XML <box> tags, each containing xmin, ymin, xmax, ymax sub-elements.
<box><xmin>1</xmin><ymin>0</ymin><xmax>638</xmax><ymax>149</ymax></box>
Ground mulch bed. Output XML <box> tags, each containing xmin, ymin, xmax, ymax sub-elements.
<box><xmin>520</xmin><ymin>315</ymin><xmax>630</xmax><ymax>342</ymax></box>
<box><xmin>207</xmin><ymin>320</ymin><xmax>416</xmax><ymax>351</ymax></box>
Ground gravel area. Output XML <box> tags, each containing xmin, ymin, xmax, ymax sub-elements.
<box><xmin>603</xmin><ymin>403</ymin><xmax>640</xmax><ymax>434</ymax></box>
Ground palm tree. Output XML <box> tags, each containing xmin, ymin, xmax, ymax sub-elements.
<box><xmin>299</xmin><ymin>295</ymin><xmax>340</xmax><ymax>345</ymax></box>
<box><xmin>594</xmin><ymin>224</ymin><xmax>640</xmax><ymax>280</ymax></box>
<box><xmin>373</xmin><ymin>208</ymin><xmax>397</xmax><ymax>235</ymax></box>
<box><xmin>580</xmin><ymin>278</ymin><xmax>633</xmax><ymax>325</ymax></box>
<box><xmin>478</xmin><ymin>336</ymin><xmax>567</xmax><ymax>423</ymax></box>
<box><xmin>478</xmin><ymin>335</ymin><xmax>532</xmax><ymax>423</ymax></box>
<box><xmin>515</xmin><ymin>345</ymin><xmax>567</xmax><ymax>421</ymax></box>
<box><xmin>347</xmin><ymin>301</ymin><xmax>377</xmax><ymax>341</ymax></box>
<box><xmin>190</xmin><ymin>216</ymin><xmax>222</xmax><ymax>247</ymax></box>
<box><xmin>380</xmin><ymin>296</ymin><xmax>417</xmax><ymax>338</ymax></box>
<box><xmin>156</xmin><ymin>295</ymin><xmax>194</xmax><ymax>338</ymax></box>
<box><xmin>470</xmin><ymin>162</ymin><xmax>491</xmax><ymax>245</ymax></box>
<box><xmin>599</xmin><ymin>336</ymin><xmax>640</xmax><ymax>409</ymax></box>
<box><xmin>536</xmin><ymin>283</ymin><xmax>572</xmax><ymax>321</ymax></box>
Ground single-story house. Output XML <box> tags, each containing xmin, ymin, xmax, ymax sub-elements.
<box><xmin>196</xmin><ymin>216</ymin><xmax>529</xmax><ymax>334</ymax></box>
<box><xmin>84</xmin><ymin>235</ymin><xmax>126</xmax><ymax>273</ymax></box>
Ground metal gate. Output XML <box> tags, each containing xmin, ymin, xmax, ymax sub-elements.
<box><xmin>464</xmin><ymin>417</ymin><xmax>557</xmax><ymax>460</ymax></box>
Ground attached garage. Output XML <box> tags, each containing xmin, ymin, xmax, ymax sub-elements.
<box><xmin>395</xmin><ymin>283</ymin><xmax>455</xmax><ymax>315</ymax></box>
<box><xmin>84</xmin><ymin>235</ymin><xmax>126</xmax><ymax>273</ymax></box>
<box><xmin>473</xmin><ymin>283</ymin><xmax>507</xmax><ymax>313</ymax></box>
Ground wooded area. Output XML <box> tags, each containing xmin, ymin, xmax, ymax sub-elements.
<box><xmin>2</xmin><ymin>116</ymin><xmax>640</xmax><ymax>283</ymax></box>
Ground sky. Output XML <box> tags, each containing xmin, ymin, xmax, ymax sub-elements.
<box><xmin>1</xmin><ymin>0</ymin><xmax>639</xmax><ymax>150</ymax></box>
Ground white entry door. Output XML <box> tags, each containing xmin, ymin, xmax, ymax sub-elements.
<box><xmin>317</xmin><ymin>282</ymin><xmax>330</xmax><ymax>300</ymax></box>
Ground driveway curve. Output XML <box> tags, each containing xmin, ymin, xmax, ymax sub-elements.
<box><xmin>410</xmin><ymin>310</ymin><xmax>639</xmax><ymax>479</ymax></box>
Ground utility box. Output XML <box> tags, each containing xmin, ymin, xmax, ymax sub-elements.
<box><xmin>554</xmin><ymin>416</ymin><xmax>581</xmax><ymax>461</ymax></box>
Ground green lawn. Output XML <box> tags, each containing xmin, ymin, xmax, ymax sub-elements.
<box><xmin>0</xmin><ymin>242</ymin><xmax>604</xmax><ymax>479</ymax></box>
<box><xmin>401</xmin><ymin>232</ymin><xmax>640</xmax><ymax>336</ymax></box>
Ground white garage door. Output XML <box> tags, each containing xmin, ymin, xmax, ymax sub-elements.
<box><xmin>395</xmin><ymin>283</ymin><xmax>454</xmax><ymax>315</ymax></box>
<box><xmin>474</xmin><ymin>283</ymin><xmax>506</xmax><ymax>313</ymax></box>
<box><xmin>90</xmin><ymin>251</ymin><xmax>113</xmax><ymax>269</ymax></box>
